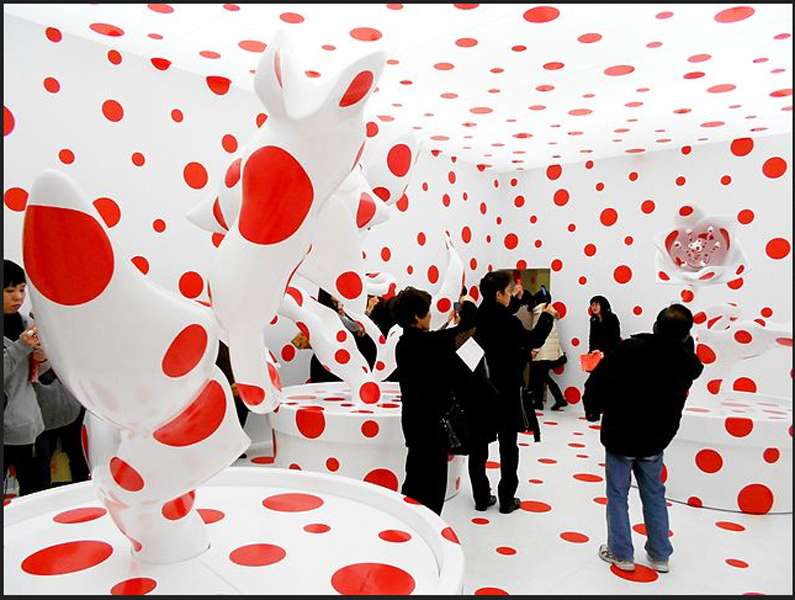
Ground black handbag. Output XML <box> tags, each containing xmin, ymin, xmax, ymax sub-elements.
<box><xmin>440</xmin><ymin>398</ymin><xmax>472</xmax><ymax>455</ymax></box>
<box><xmin>518</xmin><ymin>388</ymin><xmax>541</xmax><ymax>442</ymax></box>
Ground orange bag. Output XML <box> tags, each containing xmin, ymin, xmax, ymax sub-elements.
<box><xmin>579</xmin><ymin>350</ymin><xmax>604</xmax><ymax>372</ymax></box>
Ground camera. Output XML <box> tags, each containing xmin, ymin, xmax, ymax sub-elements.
<box><xmin>453</xmin><ymin>302</ymin><xmax>462</xmax><ymax>312</ymax></box>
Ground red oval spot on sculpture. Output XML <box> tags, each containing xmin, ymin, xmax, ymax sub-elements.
<box><xmin>332</xmin><ymin>563</ymin><xmax>415</xmax><ymax>595</ymax></box>
<box><xmin>379</xmin><ymin>529</ymin><xmax>411</xmax><ymax>543</ymax></box>
<box><xmin>23</xmin><ymin>205</ymin><xmax>114</xmax><ymax>306</ymax></box>
<box><xmin>296</xmin><ymin>407</ymin><xmax>326</xmax><ymax>439</ymax></box>
<box><xmin>161</xmin><ymin>324</ymin><xmax>208</xmax><ymax>378</ymax></box>
<box><xmin>695</xmin><ymin>449</ymin><xmax>723</xmax><ymax>473</ymax></box>
<box><xmin>238</xmin><ymin>383</ymin><xmax>266</xmax><ymax>406</ymax></box>
<box><xmin>356</xmin><ymin>192</ymin><xmax>376</xmax><ymax>228</ymax></box>
<box><xmin>162</xmin><ymin>491</ymin><xmax>196</xmax><ymax>521</ymax></box>
<box><xmin>737</xmin><ymin>483</ymin><xmax>774</xmax><ymax>514</ymax></box>
<box><xmin>229</xmin><ymin>544</ymin><xmax>286</xmax><ymax>567</ymax></box>
<box><xmin>336</xmin><ymin>271</ymin><xmax>363</xmax><ymax>299</ymax></box>
<box><xmin>239</xmin><ymin>146</ymin><xmax>313</xmax><ymax>245</ymax></box>
<box><xmin>359</xmin><ymin>382</ymin><xmax>381</xmax><ymax>404</ymax></box>
<box><xmin>198</xmin><ymin>508</ymin><xmax>225</xmax><ymax>524</ymax></box>
<box><xmin>364</xmin><ymin>468</ymin><xmax>399</xmax><ymax>491</ymax></box>
<box><xmin>206</xmin><ymin>76</ymin><xmax>231</xmax><ymax>95</ymax></box>
<box><xmin>725</xmin><ymin>417</ymin><xmax>753</xmax><ymax>437</ymax></box>
<box><xmin>442</xmin><ymin>527</ymin><xmax>460</xmax><ymax>544</ymax></box>
<box><xmin>263</xmin><ymin>493</ymin><xmax>324</xmax><ymax>512</ymax></box>
<box><xmin>153</xmin><ymin>380</ymin><xmax>225</xmax><ymax>447</ymax></box>
<box><xmin>110</xmin><ymin>457</ymin><xmax>144</xmax><ymax>492</ymax></box>
<box><xmin>22</xmin><ymin>540</ymin><xmax>113</xmax><ymax>576</ymax></box>
<box><xmin>340</xmin><ymin>71</ymin><xmax>374</xmax><ymax>107</ymax></box>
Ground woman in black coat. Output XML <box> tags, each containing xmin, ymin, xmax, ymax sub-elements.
<box><xmin>589</xmin><ymin>295</ymin><xmax>621</xmax><ymax>355</ymax></box>
<box><xmin>393</xmin><ymin>287</ymin><xmax>462</xmax><ymax>515</ymax></box>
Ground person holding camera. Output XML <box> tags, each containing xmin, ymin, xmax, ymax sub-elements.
<box><xmin>582</xmin><ymin>303</ymin><xmax>703</xmax><ymax>574</ymax></box>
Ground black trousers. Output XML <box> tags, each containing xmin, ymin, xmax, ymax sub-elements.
<box><xmin>401</xmin><ymin>441</ymin><xmax>449</xmax><ymax>515</ymax></box>
<box><xmin>468</xmin><ymin>425</ymin><xmax>519</xmax><ymax>506</ymax></box>
<box><xmin>4</xmin><ymin>435</ymin><xmax>52</xmax><ymax>496</ymax></box>
<box><xmin>530</xmin><ymin>361</ymin><xmax>565</xmax><ymax>405</ymax></box>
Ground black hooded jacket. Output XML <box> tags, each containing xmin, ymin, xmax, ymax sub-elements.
<box><xmin>582</xmin><ymin>332</ymin><xmax>704</xmax><ymax>457</ymax></box>
<box><xmin>589</xmin><ymin>296</ymin><xmax>621</xmax><ymax>354</ymax></box>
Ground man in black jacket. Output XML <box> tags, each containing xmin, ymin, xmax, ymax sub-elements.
<box><xmin>583</xmin><ymin>303</ymin><xmax>703</xmax><ymax>574</ymax></box>
<box><xmin>471</xmin><ymin>271</ymin><xmax>557</xmax><ymax>514</ymax></box>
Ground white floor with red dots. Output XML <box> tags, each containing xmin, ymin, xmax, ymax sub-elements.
<box><xmin>4</xmin><ymin>404</ymin><xmax>792</xmax><ymax>595</ymax></box>
<box><xmin>243</xmin><ymin>405</ymin><xmax>792</xmax><ymax>596</ymax></box>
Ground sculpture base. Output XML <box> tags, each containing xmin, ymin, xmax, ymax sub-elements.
<box><xmin>4</xmin><ymin>467</ymin><xmax>464</xmax><ymax>595</ymax></box>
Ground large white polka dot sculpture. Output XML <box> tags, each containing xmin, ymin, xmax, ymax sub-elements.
<box><xmin>22</xmin><ymin>169</ymin><xmax>250</xmax><ymax>564</ymax></box>
<box><xmin>653</xmin><ymin>205</ymin><xmax>792</xmax><ymax>514</ymax></box>
<box><xmin>204</xmin><ymin>30</ymin><xmax>385</xmax><ymax>411</ymax></box>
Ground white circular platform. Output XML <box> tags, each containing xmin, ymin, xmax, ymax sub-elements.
<box><xmin>269</xmin><ymin>382</ymin><xmax>466</xmax><ymax>501</ymax></box>
<box><xmin>664</xmin><ymin>390</ymin><xmax>792</xmax><ymax>514</ymax></box>
<box><xmin>4</xmin><ymin>467</ymin><xmax>465</xmax><ymax>595</ymax></box>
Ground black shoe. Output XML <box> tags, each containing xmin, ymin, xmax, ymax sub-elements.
<box><xmin>475</xmin><ymin>495</ymin><xmax>497</xmax><ymax>511</ymax></box>
<box><xmin>550</xmin><ymin>402</ymin><xmax>566</xmax><ymax>411</ymax></box>
<box><xmin>499</xmin><ymin>498</ymin><xmax>522</xmax><ymax>514</ymax></box>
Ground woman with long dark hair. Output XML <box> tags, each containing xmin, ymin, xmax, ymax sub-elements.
<box><xmin>589</xmin><ymin>295</ymin><xmax>622</xmax><ymax>356</ymax></box>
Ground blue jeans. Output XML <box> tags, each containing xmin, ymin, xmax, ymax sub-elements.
<box><xmin>605</xmin><ymin>451</ymin><xmax>673</xmax><ymax>562</ymax></box>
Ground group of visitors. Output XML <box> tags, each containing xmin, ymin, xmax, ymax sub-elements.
<box><xmin>390</xmin><ymin>270</ymin><xmax>703</xmax><ymax>575</ymax></box>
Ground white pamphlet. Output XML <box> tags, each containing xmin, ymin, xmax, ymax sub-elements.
<box><xmin>457</xmin><ymin>336</ymin><xmax>485</xmax><ymax>372</ymax></box>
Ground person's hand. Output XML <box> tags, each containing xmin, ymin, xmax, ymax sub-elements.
<box><xmin>447</xmin><ymin>310</ymin><xmax>460</xmax><ymax>326</ymax></box>
<box><xmin>230</xmin><ymin>383</ymin><xmax>240</xmax><ymax>397</ymax></box>
<box><xmin>32</xmin><ymin>347</ymin><xmax>47</xmax><ymax>362</ymax></box>
<box><xmin>542</xmin><ymin>303</ymin><xmax>559</xmax><ymax>318</ymax></box>
<box><xmin>511</xmin><ymin>284</ymin><xmax>524</xmax><ymax>298</ymax></box>
<box><xmin>20</xmin><ymin>325</ymin><xmax>40</xmax><ymax>348</ymax></box>
<box><xmin>531</xmin><ymin>349</ymin><xmax>539</xmax><ymax>359</ymax></box>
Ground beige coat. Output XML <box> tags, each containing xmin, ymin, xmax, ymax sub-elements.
<box><xmin>530</xmin><ymin>304</ymin><xmax>563</xmax><ymax>361</ymax></box>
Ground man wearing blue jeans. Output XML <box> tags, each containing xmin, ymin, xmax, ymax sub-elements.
<box><xmin>583</xmin><ymin>304</ymin><xmax>703</xmax><ymax>573</ymax></box>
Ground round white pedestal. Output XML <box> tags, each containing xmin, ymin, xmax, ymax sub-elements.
<box><xmin>664</xmin><ymin>391</ymin><xmax>792</xmax><ymax>513</ymax></box>
<box><xmin>268</xmin><ymin>382</ymin><xmax>466</xmax><ymax>501</ymax></box>
<box><xmin>4</xmin><ymin>467</ymin><xmax>465</xmax><ymax>595</ymax></box>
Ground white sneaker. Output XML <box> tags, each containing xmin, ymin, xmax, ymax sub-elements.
<box><xmin>646</xmin><ymin>553</ymin><xmax>670</xmax><ymax>573</ymax></box>
<box><xmin>599</xmin><ymin>544</ymin><xmax>635</xmax><ymax>571</ymax></box>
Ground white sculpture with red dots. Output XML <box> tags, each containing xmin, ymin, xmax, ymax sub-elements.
<box><xmin>22</xmin><ymin>169</ymin><xmax>250</xmax><ymax>563</ymax></box>
<box><xmin>204</xmin><ymin>30</ymin><xmax>385</xmax><ymax>412</ymax></box>
<box><xmin>652</xmin><ymin>206</ymin><xmax>792</xmax><ymax>514</ymax></box>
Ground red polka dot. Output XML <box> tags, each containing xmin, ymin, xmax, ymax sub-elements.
<box><xmin>263</xmin><ymin>493</ymin><xmax>323</xmax><ymax>512</ymax></box>
<box><xmin>428</xmin><ymin>265</ymin><xmax>440</xmax><ymax>284</ymax></box>
<box><xmin>102</xmin><ymin>99</ymin><xmax>124</xmax><ymax>122</ymax></box>
<box><xmin>178</xmin><ymin>271</ymin><xmax>204</xmax><ymax>299</ymax></box>
<box><xmin>280</xmin><ymin>12</ymin><xmax>304</xmax><ymax>23</ymax></box>
<box><xmin>600</xmin><ymin>208</ymin><xmax>618</xmax><ymax>226</ymax></box>
<box><xmin>336</xmin><ymin>271</ymin><xmax>363</xmax><ymax>299</ymax></box>
<box><xmin>604</xmin><ymin>65</ymin><xmax>635</xmax><ymax>76</ymax></box>
<box><xmin>696</xmin><ymin>344</ymin><xmax>717</xmax><ymax>364</ymax></box>
<box><xmin>475</xmin><ymin>588</ymin><xmax>509</xmax><ymax>595</ymax></box>
<box><xmin>523</xmin><ymin>6</ymin><xmax>559</xmax><ymax>22</ymax></box>
<box><xmin>442</xmin><ymin>527</ymin><xmax>460</xmax><ymax>544</ymax></box>
<box><xmin>610</xmin><ymin>563</ymin><xmax>658</xmax><ymax>582</ymax></box>
<box><xmin>332</xmin><ymin>563</ymin><xmax>415</xmax><ymax>595</ymax></box>
<box><xmin>92</xmin><ymin>197</ymin><xmax>121</xmax><ymax>228</ymax></box>
<box><xmin>560</xmin><ymin>531</ymin><xmax>589</xmax><ymax>543</ymax></box>
<box><xmin>716</xmin><ymin>521</ymin><xmax>745</xmax><ymax>532</ymax></box>
<box><xmin>387</xmin><ymin>144</ymin><xmax>412</xmax><ymax>177</ymax></box>
<box><xmin>161</xmin><ymin>324</ymin><xmax>208</xmax><ymax>378</ymax></box>
<box><xmin>726</xmin><ymin>558</ymin><xmax>749</xmax><ymax>568</ymax></box>
<box><xmin>359</xmin><ymin>382</ymin><xmax>381</xmax><ymax>404</ymax></box>
<box><xmin>153</xmin><ymin>379</ymin><xmax>225</xmax><ymax>447</ymax></box>
<box><xmin>111</xmin><ymin>577</ymin><xmax>157</xmax><ymax>595</ymax></box>
<box><xmin>162</xmin><ymin>491</ymin><xmax>196</xmax><ymax>520</ymax></box>
<box><xmin>4</xmin><ymin>106</ymin><xmax>15</xmax><ymax>137</ymax></box>
<box><xmin>45</xmin><ymin>27</ymin><xmax>62</xmax><ymax>42</ymax></box>
<box><xmin>239</xmin><ymin>146</ymin><xmax>313</xmax><ymax>245</ymax></box>
<box><xmin>737</xmin><ymin>209</ymin><xmax>755</xmax><ymax>224</ymax></box>
<box><xmin>198</xmin><ymin>508</ymin><xmax>225</xmax><ymax>524</ymax></box>
<box><xmin>53</xmin><ymin>507</ymin><xmax>107</xmax><ymax>524</ymax></box>
<box><xmin>229</xmin><ymin>544</ymin><xmax>286</xmax><ymax>567</ymax></box>
<box><xmin>725</xmin><ymin>417</ymin><xmax>753</xmax><ymax>437</ymax></box>
<box><xmin>364</xmin><ymin>468</ymin><xmax>399</xmax><ymax>491</ymax></box>
<box><xmin>496</xmin><ymin>546</ymin><xmax>516</xmax><ymax>555</ymax></box>
<box><xmin>4</xmin><ymin>186</ymin><xmax>27</xmax><ymax>211</ymax></box>
<box><xmin>613</xmin><ymin>265</ymin><xmax>632</xmax><ymax>284</ymax></box>
<box><xmin>183</xmin><ymin>162</ymin><xmax>208</xmax><ymax>190</ymax></box>
<box><xmin>110</xmin><ymin>457</ymin><xmax>144</xmax><ymax>492</ymax></box>
<box><xmin>91</xmin><ymin>23</ymin><xmax>124</xmax><ymax>37</ymax></box>
<box><xmin>504</xmin><ymin>233</ymin><xmax>519</xmax><ymax>250</ymax></box>
<box><xmin>379</xmin><ymin>529</ymin><xmax>411</xmax><ymax>543</ymax></box>
<box><xmin>44</xmin><ymin>77</ymin><xmax>60</xmax><ymax>93</ymax></box>
<box><xmin>762</xmin><ymin>157</ymin><xmax>787</xmax><ymax>178</ymax></box>
<box><xmin>737</xmin><ymin>484</ymin><xmax>774</xmax><ymax>514</ymax></box>
<box><xmin>340</xmin><ymin>71</ymin><xmax>375</xmax><ymax>107</ymax></box>
<box><xmin>304</xmin><ymin>523</ymin><xmax>330</xmax><ymax>534</ymax></box>
<box><xmin>325</xmin><ymin>457</ymin><xmax>339</xmax><ymax>471</ymax></box>
<box><xmin>23</xmin><ymin>205</ymin><xmax>114</xmax><ymax>306</ymax></box>
<box><xmin>334</xmin><ymin>349</ymin><xmax>351</xmax><ymax>365</ymax></box>
<box><xmin>520</xmin><ymin>500</ymin><xmax>551</xmax><ymax>512</ymax></box>
<box><xmin>573</xmin><ymin>473</ymin><xmax>603</xmax><ymax>483</ymax></box>
<box><xmin>553</xmin><ymin>189</ymin><xmax>569</xmax><ymax>206</ymax></box>
<box><xmin>715</xmin><ymin>6</ymin><xmax>755</xmax><ymax>22</ymax></box>
<box><xmin>206</xmin><ymin>76</ymin><xmax>231</xmax><ymax>95</ymax></box>
<box><xmin>695</xmin><ymin>449</ymin><xmax>723</xmax><ymax>473</ymax></box>
<box><xmin>22</xmin><ymin>541</ymin><xmax>113</xmax><ymax>575</ymax></box>
<box><xmin>765</xmin><ymin>238</ymin><xmax>790</xmax><ymax>259</ymax></box>
<box><xmin>731</xmin><ymin>138</ymin><xmax>754</xmax><ymax>156</ymax></box>
<box><xmin>296</xmin><ymin>407</ymin><xmax>326</xmax><ymax>439</ymax></box>
<box><xmin>733</xmin><ymin>377</ymin><xmax>757</xmax><ymax>393</ymax></box>
<box><xmin>350</xmin><ymin>28</ymin><xmax>382</xmax><ymax>42</ymax></box>
<box><xmin>763</xmin><ymin>447</ymin><xmax>780</xmax><ymax>463</ymax></box>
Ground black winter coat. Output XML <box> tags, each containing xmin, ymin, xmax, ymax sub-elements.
<box><xmin>589</xmin><ymin>312</ymin><xmax>621</xmax><ymax>354</ymax></box>
<box><xmin>395</xmin><ymin>326</ymin><xmax>461</xmax><ymax>448</ymax></box>
<box><xmin>582</xmin><ymin>333</ymin><xmax>704</xmax><ymax>457</ymax></box>
<box><xmin>474</xmin><ymin>301</ymin><xmax>554</xmax><ymax>431</ymax></box>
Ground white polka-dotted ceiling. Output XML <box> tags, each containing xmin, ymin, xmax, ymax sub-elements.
<box><xmin>3</xmin><ymin>3</ymin><xmax>792</xmax><ymax>173</ymax></box>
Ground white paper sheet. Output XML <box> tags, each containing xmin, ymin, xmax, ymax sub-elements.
<box><xmin>457</xmin><ymin>336</ymin><xmax>485</xmax><ymax>372</ymax></box>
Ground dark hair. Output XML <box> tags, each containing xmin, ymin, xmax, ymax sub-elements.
<box><xmin>4</xmin><ymin>260</ymin><xmax>26</xmax><ymax>288</ymax></box>
<box><xmin>589</xmin><ymin>295</ymin><xmax>612</xmax><ymax>314</ymax></box>
<box><xmin>392</xmin><ymin>287</ymin><xmax>431</xmax><ymax>328</ymax></box>
<box><xmin>654</xmin><ymin>303</ymin><xmax>694</xmax><ymax>342</ymax></box>
<box><xmin>479</xmin><ymin>270</ymin><xmax>512</xmax><ymax>304</ymax></box>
